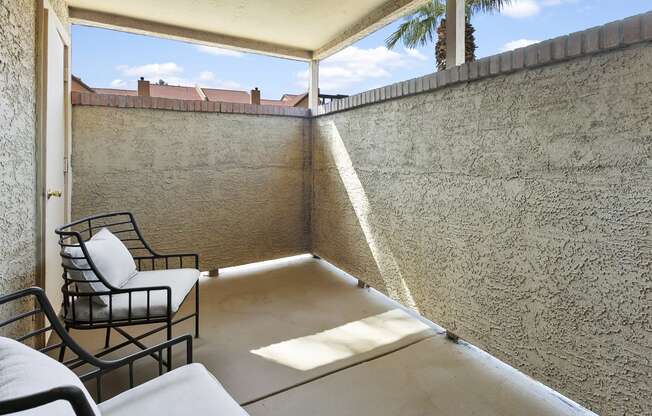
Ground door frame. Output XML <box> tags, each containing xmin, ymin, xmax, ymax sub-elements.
<box><xmin>35</xmin><ymin>0</ymin><xmax>72</xmax><ymax>330</ymax></box>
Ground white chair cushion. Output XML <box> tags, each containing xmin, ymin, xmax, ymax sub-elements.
<box><xmin>98</xmin><ymin>363</ymin><xmax>249</xmax><ymax>416</ymax></box>
<box><xmin>63</xmin><ymin>228</ymin><xmax>137</xmax><ymax>306</ymax></box>
<box><xmin>0</xmin><ymin>337</ymin><xmax>100</xmax><ymax>416</ymax></box>
<box><xmin>67</xmin><ymin>268</ymin><xmax>199</xmax><ymax>321</ymax></box>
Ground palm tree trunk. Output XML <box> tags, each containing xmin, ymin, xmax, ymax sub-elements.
<box><xmin>435</xmin><ymin>18</ymin><xmax>477</xmax><ymax>72</ymax></box>
<box><xmin>465</xmin><ymin>20</ymin><xmax>476</xmax><ymax>63</ymax></box>
<box><xmin>436</xmin><ymin>19</ymin><xmax>447</xmax><ymax>71</ymax></box>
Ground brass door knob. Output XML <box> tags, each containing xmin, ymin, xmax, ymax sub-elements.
<box><xmin>47</xmin><ymin>189</ymin><xmax>63</xmax><ymax>199</ymax></box>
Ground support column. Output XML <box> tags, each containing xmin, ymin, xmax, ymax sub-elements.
<box><xmin>308</xmin><ymin>59</ymin><xmax>319</xmax><ymax>112</ymax></box>
<box><xmin>446</xmin><ymin>0</ymin><xmax>465</xmax><ymax>68</ymax></box>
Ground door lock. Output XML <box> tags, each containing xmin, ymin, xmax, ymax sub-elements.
<box><xmin>47</xmin><ymin>189</ymin><xmax>63</xmax><ymax>199</ymax></box>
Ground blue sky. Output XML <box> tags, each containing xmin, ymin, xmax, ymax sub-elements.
<box><xmin>72</xmin><ymin>0</ymin><xmax>651</xmax><ymax>99</ymax></box>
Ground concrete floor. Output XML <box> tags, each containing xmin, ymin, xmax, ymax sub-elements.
<box><xmin>67</xmin><ymin>255</ymin><xmax>594</xmax><ymax>415</ymax></box>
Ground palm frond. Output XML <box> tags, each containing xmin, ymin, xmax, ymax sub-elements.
<box><xmin>466</xmin><ymin>0</ymin><xmax>512</xmax><ymax>16</ymax></box>
<box><xmin>385</xmin><ymin>0</ymin><xmax>511</xmax><ymax>52</ymax></box>
<box><xmin>385</xmin><ymin>1</ymin><xmax>444</xmax><ymax>49</ymax></box>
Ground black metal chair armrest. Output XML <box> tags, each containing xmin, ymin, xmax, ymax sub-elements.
<box><xmin>64</xmin><ymin>285</ymin><xmax>171</xmax><ymax>296</ymax></box>
<box><xmin>75</xmin><ymin>334</ymin><xmax>193</xmax><ymax>402</ymax></box>
<box><xmin>1</xmin><ymin>287</ymin><xmax>173</xmax><ymax>362</ymax></box>
<box><xmin>133</xmin><ymin>253</ymin><xmax>199</xmax><ymax>270</ymax></box>
<box><xmin>110</xmin><ymin>285</ymin><xmax>172</xmax><ymax>295</ymax></box>
<box><xmin>81</xmin><ymin>334</ymin><xmax>193</xmax><ymax>377</ymax></box>
<box><xmin>0</xmin><ymin>386</ymin><xmax>97</xmax><ymax>416</ymax></box>
<box><xmin>134</xmin><ymin>252</ymin><xmax>197</xmax><ymax>259</ymax></box>
<box><xmin>64</xmin><ymin>285</ymin><xmax>173</xmax><ymax>326</ymax></box>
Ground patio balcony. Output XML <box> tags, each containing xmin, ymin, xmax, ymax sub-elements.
<box><xmin>63</xmin><ymin>255</ymin><xmax>592</xmax><ymax>415</ymax></box>
<box><xmin>66</xmin><ymin>11</ymin><xmax>652</xmax><ymax>410</ymax></box>
<box><xmin>1</xmin><ymin>0</ymin><xmax>651</xmax><ymax>415</ymax></box>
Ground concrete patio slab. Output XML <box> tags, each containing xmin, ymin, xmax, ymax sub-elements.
<box><xmin>67</xmin><ymin>255</ymin><xmax>437</xmax><ymax>404</ymax></box>
<box><xmin>244</xmin><ymin>335</ymin><xmax>594</xmax><ymax>416</ymax></box>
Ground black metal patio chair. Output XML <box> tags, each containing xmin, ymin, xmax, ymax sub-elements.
<box><xmin>0</xmin><ymin>287</ymin><xmax>249</xmax><ymax>416</ymax></box>
<box><xmin>55</xmin><ymin>212</ymin><xmax>200</xmax><ymax>369</ymax></box>
<box><xmin>0</xmin><ymin>286</ymin><xmax>193</xmax><ymax>408</ymax></box>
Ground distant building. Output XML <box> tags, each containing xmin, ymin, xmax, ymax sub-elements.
<box><xmin>72</xmin><ymin>75</ymin><xmax>309</xmax><ymax>107</ymax></box>
<box><xmin>71</xmin><ymin>75</ymin><xmax>95</xmax><ymax>93</ymax></box>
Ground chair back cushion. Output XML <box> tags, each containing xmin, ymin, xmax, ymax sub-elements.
<box><xmin>0</xmin><ymin>337</ymin><xmax>101</xmax><ymax>416</ymax></box>
<box><xmin>63</xmin><ymin>228</ymin><xmax>137</xmax><ymax>306</ymax></box>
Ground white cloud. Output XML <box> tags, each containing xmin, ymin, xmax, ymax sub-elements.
<box><xmin>501</xmin><ymin>0</ymin><xmax>581</xmax><ymax>18</ymax></box>
<box><xmin>296</xmin><ymin>46</ymin><xmax>426</xmax><ymax>92</ymax></box>
<box><xmin>114</xmin><ymin>62</ymin><xmax>241</xmax><ymax>90</ymax></box>
<box><xmin>110</xmin><ymin>79</ymin><xmax>128</xmax><ymax>88</ymax></box>
<box><xmin>116</xmin><ymin>62</ymin><xmax>185</xmax><ymax>84</ymax></box>
<box><xmin>404</xmin><ymin>48</ymin><xmax>427</xmax><ymax>61</ymax></box>
<box><xmin>196</xmin><ymin>71</ymin><xmax>242</xmax><ymax>89</ymax></box>
<box><xmin>501</xmin><ymin>39</ymin><xmax>540</xmax><ymax>52</ymax></box>
<box><xmin>212</xmin><ymin>80</ymin><xmax>242</xmax><ymax>89</ymax></box>
<box><xmin>501</xmin><ymin>0</ymin><xmax>541</xmax><ymax>18</ymax></box>
<box><xmin>195</xmin><ymin>45</ymin><xmax>244</xmax><ymax>57</ymax></box>
<box><xmin>198</xmin><ymin>71</ymin><xmax>214</xmax><ymax>82</ymax></box>
<box><xmin>540</xmin><ymin>0</ymin><xmax>581</xmax><ymax>6</ymax></box>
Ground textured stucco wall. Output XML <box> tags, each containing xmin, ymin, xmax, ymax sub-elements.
<box><xmin>49</xmin><ymin>0</ymin><xmax>69</xmax><ymax>29</ymax></box>
<box><xmin>72</xmin><ymin>107</ymin><xmax>310</xmax><ymax>270</ymax></box>
<box><xmin>312</xmin><ymin>43</ymin><xmax>652</xmax><ymax>415</ymax></box>
<box><xmin>0</xmin><ymin>0</ymin><xmax>38</xmax><ymax>337</ymax></box>
<box><xmin>0</xmin><ymin>0</ymin><xmax>68</xmax><ymax>337</ymax></box>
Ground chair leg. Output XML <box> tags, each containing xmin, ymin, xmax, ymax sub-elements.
<box><xmin>58</xmin><ymin>325</ymin><xmax>69</xmax><ymax>362</ymax></box>
<box><xmin>166</xmin><ymin>318</ymin><xmax>172</xmax><ymax>372</ymax></box>
<box><xmin>104</xmin><ymin>327</ymin><xmax>111</xmax><ymax>349</ymax></box>
<box><xmin>194</xmin><ymin>280</ymin><xmax>200</xmax><ymax>339</ymax></box>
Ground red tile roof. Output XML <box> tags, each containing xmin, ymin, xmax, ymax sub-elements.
<box><xmin>71</xmin><ymin>75</ymin><xmax>95</xmax><ymax>93</ymax></box>
<box><xmin>201</xmin><ymin>88</ymin><xmax>251</xmax><ymax>104</ymax></box>
<box><xmin>95</xmin><ymin>85</ymin><xmax>203</xmax><ymax>100</ymax></box>
<box><xmin>152</xmin><ymin>84</ymin><xmax>203</xmax><ymax>100</ymax></box>
<box><xmin>75</xmin><ymin>76</ymin><xmax>307</xmax><ymax>107</ymax></box>
<box><xmin>94</xmin><ymin>88</ymin><xmax>137</xmax><ymax>96</ymax></box>
<box><xmin>281</xmin><ymin>93</ymin><xmax>308</xmax><ymax>107</ymax></box>
<box><xmin>261</xmin><ymin>99</ymin><xmax>285</xmax><ymax>106</ymax></box>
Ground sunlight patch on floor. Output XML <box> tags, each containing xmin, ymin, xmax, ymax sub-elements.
<box><xmin>250</xmin><ymin>309</ymin><xmax>430</xmax><ymax>371</ymax></box>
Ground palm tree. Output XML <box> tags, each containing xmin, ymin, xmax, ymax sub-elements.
<box><xmin>386</xmin><ymin>0</ymin><xmax>510</xmax><ymax>71</ymax></box>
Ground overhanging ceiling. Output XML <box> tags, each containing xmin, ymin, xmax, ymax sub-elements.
<box><xmin>67</xmin><ymin>0</ymin><xmax>428</xmax><ymax>61</ymax></box>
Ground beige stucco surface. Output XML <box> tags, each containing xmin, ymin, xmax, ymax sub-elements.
<box><xmin>71</xmin><ymin>107</ymin><xmax>311</xmax><ymax>270</ymax></box>
<box><xmin>0</xmin><ymin>0</ymin><xmax>38</xmax><ymax>337</ymax></box>
<box><xmin>50</xmin><ymin>0</ymin><xmax>70</xmax><ymax>29</ymax></box>
<box><xmin>67</xmin><ymin>0</ymin><xmax>417</xmax><ymax>55</ymax></box>
<box><xmin>0</xmin><ymin>0</ymin><xmax>68</xmax><ymax>337</ymax></box>
<box><xmin>312</xmin><ymin>43</ymin><xmax>652</xmax><ymax>415</ymax></box>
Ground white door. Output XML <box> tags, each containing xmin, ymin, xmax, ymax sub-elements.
<box><xmin>42</xmin><ymin>5</ymin><xmax>70</xmax><ymax>316</ymax></box>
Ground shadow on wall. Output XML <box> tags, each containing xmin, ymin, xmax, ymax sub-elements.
<box><xmin>318</xmin><ymin>121</ymin><xmax>420</xmax><ymax>313</ymax></box>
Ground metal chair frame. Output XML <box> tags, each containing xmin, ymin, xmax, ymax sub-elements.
<box><xmin>55</xmin><ymin>212</ymin><xmax>200</xmax><ymax>369</ymax></box>
<box><xmin>0</xmin><ymin>286</ymin><xmax>193</xmax><ymax>414</ymax></box>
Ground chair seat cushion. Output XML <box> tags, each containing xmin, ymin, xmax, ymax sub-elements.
<box><xmin>0</xmin><ymin>337</ymin><xmax>100</xmax><ymax>416</ymax></box>
<box><xmin>66</xmin><ymin>268</ymin><xmax>199</xmax><ymax>322</ymax></box>
<box><xmin>98</xmin><ymin>363</ymin><xmax>249</xmax><ymax>416</ymax></box>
